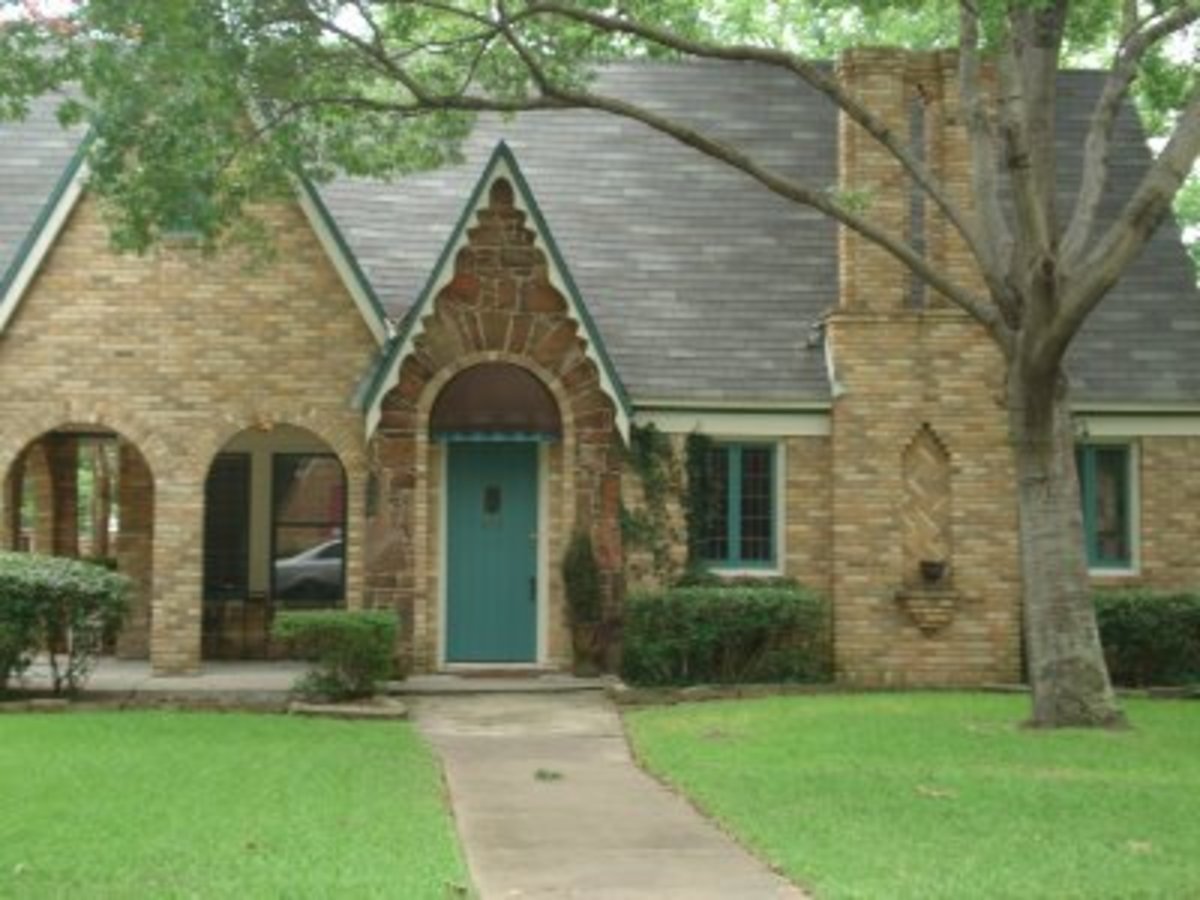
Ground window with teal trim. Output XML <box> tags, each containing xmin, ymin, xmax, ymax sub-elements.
<box><xmin>1075</xmin><ymin>444</ymin><xmax>1132</xmax><ymax>570</ymax></box>
<box><xmin>699</xmin><ymin>444</ymin><xmax>775</xmax><ymax>568</ymax></box>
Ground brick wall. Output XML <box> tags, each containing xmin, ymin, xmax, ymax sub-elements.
<box><xmin>0</xmin><ymin>196</ymin><xmax>376</xmax><ymax>673</ymax></box>
<box><xmin>832</xmin><ymin>48</ymin><xmax>1022</xmax><ymax>685</ymax></box>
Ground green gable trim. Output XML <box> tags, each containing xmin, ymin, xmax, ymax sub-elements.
<box><xmin>361</xmin><ymin>141</ymin><xmax>632</xmax><ymax>438</ymax></box>
<box><xmin>0</xmin><ymin>129</ymin><xmax>93</xmax><ymax>314</ymax></box>
<box><xmin>498</xmin><ymin>142</ymin><xmax>632</xmax><ymax>418</ymax></box>
<box><xmin>299</xmin><ymin>176</ymin><xmax>391</xmax><ymax>336</ymax></box>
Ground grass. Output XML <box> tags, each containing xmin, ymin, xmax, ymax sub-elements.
<box><xmin>0</xmin><ymin>712</ymin><xmax>468</xmax><ymax>898</ymax></box>
<box><xmin>625</xmin><ymin>693</ymin><xmax>1200</xmax><ymax>899</ymax></box>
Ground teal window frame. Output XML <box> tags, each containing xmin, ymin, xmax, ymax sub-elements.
<box><xmin>1075</xmin><ymin>443</ymin><xmax>1134</xmax><ymax>571</ymax></box>
<box><xmin>700</xmin><ymin>442</ymin><xmax>777</xmax><ymax>570</ymax></box>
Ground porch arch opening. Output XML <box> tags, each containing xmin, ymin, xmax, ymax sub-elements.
<box><xmin>2</xmin><ymin>425</ymin><xmax>156</xmax><ymax>658</ymax></box>
<box><xmin>201</xmin><ymin>423</ymin><xmax>346</xmax><ymax>659</ymax></box>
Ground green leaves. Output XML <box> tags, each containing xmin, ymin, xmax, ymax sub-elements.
<box><xmin>0</xmin><ymin>552</ymin><xmax>130</xmax><ymax>693</ymax></box>
<box><xmin>272</xmin><ymin>609</ymin><xmax>399</xmax><ymax>699</ymax></box>
<box><xmin>622</xmin><ymin>584</ymin><xmax>830</xmax><ymax>686</ymax></box>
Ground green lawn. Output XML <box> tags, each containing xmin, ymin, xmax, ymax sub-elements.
<box><xmin>625</xmin><ymin>694</ymin><xmax>1200</xmax><ymax>899</ymax></box>
<box><xmin>0</xmin><ymin>712</ymin><xmax>468</xmax><ymax>898</ymax></box>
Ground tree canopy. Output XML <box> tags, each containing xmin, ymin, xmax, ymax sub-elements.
<box><xmin>1</xmin><ymin>0</ymin><xmax>1198</xmax><ymax>727</ymax></box>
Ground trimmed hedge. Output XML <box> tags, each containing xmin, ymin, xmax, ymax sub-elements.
<box><xmin>0</xmin><ymin>551</ymin><xmax>130</xmax><ymax>693</ymax></box>
<box><xmin>272</xmin><ymin>610</ymin><xmax>399</xmax><ymax>700</ymax></box>
<box><xmin>1095</xmin><ymin>589</ymin><xmax>1200</xmax><ymax>687</ymax></box>
<box><xmin>621</xmin><ymin>584</ymin><xmax>830</xmax><ymax>686</ymax></box>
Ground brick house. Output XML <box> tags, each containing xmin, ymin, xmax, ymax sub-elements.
<box><xmin>1</xmin><ymin>50</ymin><xmax>1197</xmax><ymax>683</ymax></box>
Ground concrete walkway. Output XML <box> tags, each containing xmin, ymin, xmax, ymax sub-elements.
<box><xmin>412</xmin><ymin>692</ymin><xmax>803</xmax><ymax>899</ymax></box>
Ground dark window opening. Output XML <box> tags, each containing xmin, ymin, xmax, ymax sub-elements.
<box><xmin>1076</xmin><ymin>444</ymin><xmax>1132</xmax><ymax>569</ymax></box>
<box><xmin>203</xmin><ymin>453</ymin><xmax>251</xmax><ymax>601</ymax></box>
<box><xmin>699</xmin><ymin>443</ymin><xmax>776</xmax><ymax>569</ymax></box>
<box><xmin>271</xmin><ymin>454</ymin><xmax>347</xmax><ymax>606</ymax></box>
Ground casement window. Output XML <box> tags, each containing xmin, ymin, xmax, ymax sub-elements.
<box><xmin>1075</xmin><ymin>444</ymin><xmax>1134</xmax><ymax>571</ymax></box>
<box><xmin>271</xmin><ymin>454</ymin><xmax>347</xmax><ymax>605</ymax></box>
<box><xmin>698</xmin><ymin>443</ymin><xmax>776</xmax><ymax>569</ymax></box>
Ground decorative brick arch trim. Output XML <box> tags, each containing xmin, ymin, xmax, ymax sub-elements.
<box><xmin>0</xmin><ymin>402</ymin><xmax>173</xmax><ymax>485</ymax></box>
<box><xmin>901</xmin><ymin>422</ymin><xmax>953</xmax><ymax>463</ymax></box>
<box><xmin>202</xmin><ymin>406</ymin><xmax>366</xmax><ymax>473</ymax></box>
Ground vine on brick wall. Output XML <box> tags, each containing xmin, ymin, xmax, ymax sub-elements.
<box><xmin>622</xmin><ymin>424</ymin><xmax>721</xmax><ymax>582</ymax></box>
<box><xmin>684</xmin><ymin>431</ymin><xmax>717</xmax><ymax>570</ymax></box>
<box><xmin>621</xmin><ymin>423</ymin><xmax>677</xmax><ymax>578</ymax></box>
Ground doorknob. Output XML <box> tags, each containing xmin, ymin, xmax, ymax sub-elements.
<box><xmin>529</xmin><ymin>577</ymin><xmax>537</xmax><ymax>604</ymax></box>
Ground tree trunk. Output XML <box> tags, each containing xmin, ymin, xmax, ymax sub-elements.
<box><xmin>1007</xmin><ymin>367</ymin><xmax>1125</xmax><ymax>728</ymax></box>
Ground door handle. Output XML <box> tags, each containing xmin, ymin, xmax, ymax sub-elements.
<box><xmin>529</xmin><ymin>576</ymin><xmax>537</xmax><ymax>604</ymax></box>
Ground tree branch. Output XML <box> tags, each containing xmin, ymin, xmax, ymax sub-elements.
<box><xmin>998</xmin><ymin>1</ymin><xmax>1066</xmax><ymax>277</ymax></box>
<box><xmin>540</xmin><ymin>81</ymin><xmax>1008</xmax><ymax>343</ymax></box>
<box><xmin>958</xmin><ymin>1</ymin><xmax>1018</xmax><ymax>325</ymax></box>
<box><xmin>1047</xmin><ymin>80</ymin><xmax>1200</xmax><ymax>365</ymax></box>
<box><xmin>1061</xmin><ymin>1</ymin><xmax>1200</xmax><ymax>268</ymax></box>
<box><xmin>520</xmin><ymin>0</ymin><xmax>997</xmax><ymax>292</ymax></box>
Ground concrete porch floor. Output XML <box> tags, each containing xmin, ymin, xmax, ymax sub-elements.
<box><xmin>13</xmin><ymin>656</ymin><xmax>609</xmax><ymax>700</ymax></box>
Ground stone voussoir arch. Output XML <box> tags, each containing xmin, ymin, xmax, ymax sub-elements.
<box><xmin>415</xmin><ymin>350</ymin><xmax>580</xmax><ymax>433</ymax></box>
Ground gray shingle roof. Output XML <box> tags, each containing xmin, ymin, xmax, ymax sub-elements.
<box><xmin>2</xmin><ymin>62</ymin><xmax>1197</xmax><ymax>406</ymax></box>
<box><xmin>1056</xmin><ymin>72</ymin><xmax>1200</xmax><ymax>404</ymax></box>
<box><xmin>321</xmin><ymin>62</ymin><xmax>838</xmax><ymax>404</ymax></box>
<box><xmin>0</xmin><ymin>93</ymin><xmax>86</xmax><ymax>295</ymax></box>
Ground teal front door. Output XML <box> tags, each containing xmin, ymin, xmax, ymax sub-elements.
<box><xmin>446</xmin><ymin>441</ymin><xmax>539</xmax><ymax>663</ymax></box>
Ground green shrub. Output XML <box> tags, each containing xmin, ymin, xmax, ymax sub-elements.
<box><xmin>621</xmin><ymin>584</ymin><xmax>831</xmax><ymax>686</ymax></box>
<box><xmin>0</xmin><ymin>552</ymin><xmax>130</xmax><ymax>694</ymax></box>
<box><xmin>1094</xmin><ymin>589</ymin><xmax>1200</xmax><ymax>687</ymax></box>
<box><xmin>563</xmin><ymin>531</ymin><xmax>602</xmax><ymax>626</ymax></box>
<box><xmin>272</xmin><ymin>610</ymin><xmax>399</xmax><ymax>700</ymax></box>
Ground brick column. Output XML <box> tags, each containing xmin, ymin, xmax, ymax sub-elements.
<box><xmin>2</xmin><ymin>456</ymin><xmax>22</xmax><ymax>551</ymax></box>
<box><xmin>115</xmin><ymin>441</ymin><xmax>154</xmax><ymax>659</ymax></box>
<box><xmin>22</xmin><ymin>441</ymin><xmax>55</xmax><ymax>554</ymax></box>
<box><xmin>150</xmin><ymin>477</ymin><xmax>204</xmax><ymax>675</ymax></box>
<box><xmin>46</xmin><ymin>433</ymin><xmax>79</xmax><ymax>557</ymax></box>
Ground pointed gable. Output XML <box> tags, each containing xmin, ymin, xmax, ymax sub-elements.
<box><xmin>362</xmin><ymin>142</ymin><xmax>631</xmax><ymax>440</ymax></box>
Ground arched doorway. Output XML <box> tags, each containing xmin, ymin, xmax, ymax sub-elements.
<box><xmin>431</xmin><ymin>363</ymin><xmax>562</xmax><ymax>664</ymax></box>
<box><xmin>3</xmin><ymin>426</ymin><xmax>155</xmax><ymax>658</ymax></box>
<box><xmin>202</xmin><ymin>424</ymin><xmax>347</xmax><ymax>659</ymax></box>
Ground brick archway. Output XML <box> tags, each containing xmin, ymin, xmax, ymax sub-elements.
<box><xmin>1</xmin><ymin>424</ymin><xmax>157</xmax><ymax>659</ymax></box>
<box><xmin>368</xmin><ymin>178</ymin><xmax>623</xmax><ymax>671</ymax></box>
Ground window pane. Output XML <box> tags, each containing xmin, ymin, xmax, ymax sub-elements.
<box><xmin>740</xmin><ymin>447</ymin><xmax>773</xmax><ymax>562</ymax></box>
<box><xmin>274</xmin><ymin>456</ymin><xmax>345</xmax><ymax>525</ymax></box>
<box><xmin>1094</xmin><ymin>448</ymin><xmax>1129</xmax><ymax>565</ymax></box>
<box><xmin>203</xmin><ymin>454</ymin><xmax>251</xmax><ymax>601</ymax></box>
<box><xmin>273</xmin><ymin>526</ymin><xmax>344</xmax><ymax>604</ymax></box>
<box><xmin>700</xmin><ymin>446</ymin><xmax>729</xmax><ymax>561</ymax></box>
<box><xmin>272</xmin><ymin>454</ymin><xmax>346</xmax><ymax>604</ymax></box>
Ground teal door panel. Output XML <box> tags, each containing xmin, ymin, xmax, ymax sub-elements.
<box><xmin>446</xmin><ymin>442</ymin><xmax>538</xmax><ymax>662</ymax></box>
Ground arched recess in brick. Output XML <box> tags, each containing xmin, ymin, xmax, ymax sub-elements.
<box><xmin>901</xmin><ymin>424</ymin><xmax>953</xmax><ymax>585</ymax></box>
<box><xmin>368</xmin><ymin>177</ymin><xmax>624</xmax><ymax>671</ymax></box>
<box><xmin>200</xmin><ymin>422</ymin><xmax>362</xmax><ymax>660</ymax></box>
<box><xmin>1</xmin><ymin>426</ymin><xmax>156</xmax><ymax>659</ymax></box>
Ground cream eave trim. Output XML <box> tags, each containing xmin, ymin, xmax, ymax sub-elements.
<box><xmin>1073</xmin><ymin>402</ymin><xmax>1200</xmax><ymax>414</ymax></box>
<box><xmin>1077</xmin><ymin>413</ymin><xmax>1200</xmax><ymax>437</ymax></box>
<box><xmin>0</xmin><ymin>164</ymin><xmax>87</xmax><ymax>334</ymax></box>
<box><xmin>634</xmin><ymin>408</ymin><xmax>831</xmax><ymax>437</ymax></box>
<box><xmin>634</xmin><ymin>398</ymin><xmax>831</xmax><ymax>412</ymax></box>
